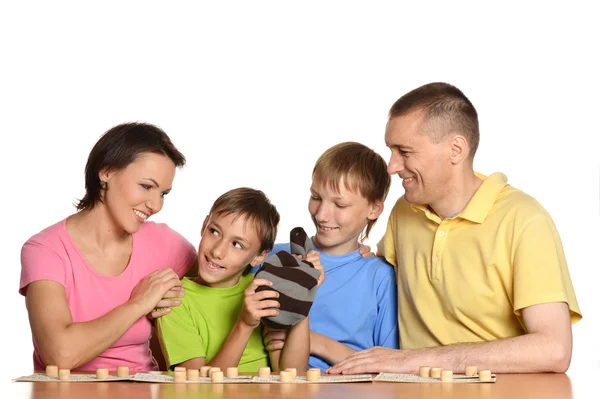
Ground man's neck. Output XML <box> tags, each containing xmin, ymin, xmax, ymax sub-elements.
<box><xmin>429</xmin><ymin>170</ymin><xmax>483</xmax><ymax>219</ymax></box>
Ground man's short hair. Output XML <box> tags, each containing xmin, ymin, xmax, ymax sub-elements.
<box><xmin>389</xmin><ymin>82</ymin><xmax>480</xmax><ymax>158</ymax></box>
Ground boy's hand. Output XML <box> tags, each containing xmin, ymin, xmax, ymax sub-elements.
<box><xmin>305</xmin><ymin>250</ymin><xmax>326</xmax><ymax>288</ymax></box>
<box><xmin>262</xmin><ymin>324</ymin><xmax>288</xmax><ymax>351</ymax></box>
<box><xmin>239</xmin><ymin>279</ymin><xmax>280</xmax><ymax>328</ymax></box>
<box><xmin>359</xmin><ymin>245</ymin><xmax>375</xmax><ymax>258</ymax></box>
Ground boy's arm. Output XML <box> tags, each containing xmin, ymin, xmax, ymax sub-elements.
<box><xmin>200</xmin><ymin>320</ymin><xmax>256</xmax><ymax>369</ymax></box>
<box><xmin>207</xmin><ymin>279</ymin><xmax>279</xmax><ymax>369</ymax></box>
<box><xmin>310</xmin><ymin>331</ymin><xmax>357</xmax><ymax>365</ymax></box>
<box><xmin>278</xmin><ymin>317</ymin><xmax>310</xmax><ymax>372</ymax></box>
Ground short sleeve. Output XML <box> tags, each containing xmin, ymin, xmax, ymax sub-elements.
<box><xmin>377</xmin><ymin>207</ymin><xmax>398</xmax><ymax>268</ymax></box>
<box><xmin>20</xmin><ymin>240</ymin><xmax>67</xmax><ymax>296</ymax></box>
<box><xmin>513</xmin><ymin>213</ymin><xmax>581</xmax><ymax>323</ymax></box>
<box><xmin>156</xmin><ymin>303</ymin><xmax>206</xmax><ymax>369</ymax></box>
<box><xmin>164</xmin><ymin>227</ymin><xmax>197</xmax><ymax>278</ymax></box>
<box><xmin>373</xmin><ymin>262</ymin><xmax>400</xmax><ymax>349</ymax></box>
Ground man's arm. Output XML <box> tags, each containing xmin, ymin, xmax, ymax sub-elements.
<box><xmin>327</xmin><ymin>302</ymin><xmax>572</xmax><ymax>374</ymax></box>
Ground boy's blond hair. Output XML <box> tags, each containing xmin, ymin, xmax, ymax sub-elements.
<box><xmin>209</xmin><ymin>187</ymin><xmax>280</xmax><ymax>253</ymax></box>
<box><xmin>312</xmin><ymin>142</ymin><xmax>391</xmax><ymax>240</ymax></box>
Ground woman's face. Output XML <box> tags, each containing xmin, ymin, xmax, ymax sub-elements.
<box><xmin>101</xmin><ymin>152</ymin><xmax>176</xmax><ymax>234</ymax></box>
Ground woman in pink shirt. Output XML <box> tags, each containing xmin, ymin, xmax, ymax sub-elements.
<box><xmin>20</xmin><ymin>122</ymin><xmax>197</xmax><ymax>372</ymax></box>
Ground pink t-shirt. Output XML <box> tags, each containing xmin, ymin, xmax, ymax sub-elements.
<box><xmin>20</xmin><ymin>218</ymin><xmax>197</xmax><ymax>372</ymax></box>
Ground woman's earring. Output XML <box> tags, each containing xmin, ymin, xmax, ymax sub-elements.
<box><xmin>100</xmin><ymin>180</ymin><xmax>107</xmax><ymax>189</ymax></box>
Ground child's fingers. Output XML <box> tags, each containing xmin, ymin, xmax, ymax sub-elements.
<box><xmin>266</xmin><ymin>339</ymin><xmax>285</xmax><ymax>351</ymax></box>
<box><xmin>265</xmin><ymin>330</ymin><xmax>287</xmax><ymax>341</ymax></box>
<box><xmin>245</xmin><ymin>279</ymin><xmax>273</xmax><ymax>295</ymax></box>
<box><xmin>255</xmin><ymin>309</ymin><xmax>279</xmax><ymax>319</ymax></box>
<box><xmin>251</xmin><ymin>290</ymin><xmax>279</xmax><ymax>301</ymax></box>
<box><xmin>255</xmin><ymin>299</ymin><xmax>280</xmax><ymax>310</ymax></box>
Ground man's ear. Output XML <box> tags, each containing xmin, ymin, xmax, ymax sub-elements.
<box><xmin>250</xmin><ymin>250</ymin><xmax>269</xmax><ymax>267</ymax></box>
<box><xmin>367</xmin><ymin>199</ymin><xmax>384</xmax><ymax>221</ymax></box>
<box><xmin>449</xmin><ymin>133</ymin><xmax>469</xmax><ymax>164</ymax></box>
<box><xmin>200</xmin><ymin>215</ymin><xmax>210</xmax><ymax>237</ymax></box>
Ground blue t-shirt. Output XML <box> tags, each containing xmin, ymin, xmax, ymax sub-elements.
<box><xmin>254</xmin><ymin>242</ymin><xmax>400</xmax><ymax>370</ymax></box>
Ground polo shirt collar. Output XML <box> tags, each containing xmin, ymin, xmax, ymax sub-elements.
<box><xmin>410</xmin><ymin>172</ymin><xmax>508</xmax><ymax>224</ymax></box>
<box><xmin>460</xmin><ymin>172</ymin><xmax>508</xmax><ymax>223</ymax></box>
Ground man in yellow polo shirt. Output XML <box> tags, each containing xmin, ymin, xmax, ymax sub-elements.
<box><xmin>328</xmin><ymin>82</ymin><xmax>581</xmax><ymax>374</ymax></box>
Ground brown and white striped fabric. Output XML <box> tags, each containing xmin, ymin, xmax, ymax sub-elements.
<box><xmin>254</xmin><ymin>227</ymin><xmax>321</xmax><ymax>329</ymax></box>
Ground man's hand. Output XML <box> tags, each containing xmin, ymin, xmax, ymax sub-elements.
<box><xmin>358</xmin><ymin>245</ymin><xmax>376</xmax><ymax>258</ymax></box>
<box><xmin>327</xmin><ymin>347</ymin><xmax>413</xmax><ymax>374</ymax></box>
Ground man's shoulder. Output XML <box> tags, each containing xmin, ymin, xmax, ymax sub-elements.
<box><xmin>494</xmin><ymin>184</ymin><xmax>551</xmax><ymax>221</ymax></box>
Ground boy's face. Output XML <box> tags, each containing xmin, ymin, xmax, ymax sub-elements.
<box><xmin>308</xmin><ymin>178</ymin><xmax>382</xmax><ymax>256</ymax></box>
<box><xmin>196</xmin><ymin>211</ymin><xmax>267</xmax><ymax>288</ymax></box>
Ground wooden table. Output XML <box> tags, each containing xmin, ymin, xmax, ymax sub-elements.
<box><xmin>3</xmin><ymin>372</ymin><xmax>596</xmax><ymax>398</ymax></box>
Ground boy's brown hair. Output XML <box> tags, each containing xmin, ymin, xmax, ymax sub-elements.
<box><xmin>312</xmin><ymin>142</ymin><xmax>391</xmax><ymax>240</ymax></box>
<box><xmin>209</xmin><ymin>187</ymin><xmax>280</xmax><ymax>253</ymax></box>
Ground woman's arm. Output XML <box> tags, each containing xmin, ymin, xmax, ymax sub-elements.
<box><xmin>26</xmin><ymin>268</ymin><xmax>181</xmax><ymax>370</ymax></box>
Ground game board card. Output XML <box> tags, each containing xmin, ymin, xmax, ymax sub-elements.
<box><xmin>252</xmin><ymin>374</ymin><xmax>373</xmax><ymax>383</ymax></box>
<box><xmin>374</xmin><ymin>372</ymin><xmax>496</xmax><ymax>383</ymax></box>
<box><xmin>131</xmin><ymin>373</ymin><xmax>253</xmax><ymax>383</ymax></box>
<box><xmin>13</xmin><ymin>373</ymin><xmax>131</xmax><ymax>382</ymax></box>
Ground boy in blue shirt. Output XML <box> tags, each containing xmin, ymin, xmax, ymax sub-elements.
<box><xmin>260</xmin><ymin>142</ymin><xmax>399</xmax><ymax>371</ymax></box>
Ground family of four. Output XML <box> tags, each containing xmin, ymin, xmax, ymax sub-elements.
<box><xmin>20</xmin><ymin>82</ymin><xmax>581</xmax><ymax>375</ymax></box>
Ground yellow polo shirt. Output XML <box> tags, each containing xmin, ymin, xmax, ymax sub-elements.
<box><xmin>378</xmin><ymin>172</ymin><xmax>581</xmax><ymax>349</ymax></box>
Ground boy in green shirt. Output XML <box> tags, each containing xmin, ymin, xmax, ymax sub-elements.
<box><xmin>157</xmin><ymin>187</ymin><xmax>317</xmax><ymax>372</ymax></box>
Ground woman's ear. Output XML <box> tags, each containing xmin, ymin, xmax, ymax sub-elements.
<box><xmin>367</xmin><ymin>199</ymin><xmax>384</xmax><ymax>221</ymax></box>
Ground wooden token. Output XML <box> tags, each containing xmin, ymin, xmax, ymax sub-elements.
<box><xmin>465</xmin><ymin>365</ymin><xmax>478</xmax><ymax>376</ymax></box>
<box><xmin>258</xmin><ymin>366</ymin><xmax>271</xmax><ymax>377</ymax></box>
<box><xmin>186</xmin><ymin>369</ymin><xmax>199</xmax><ymax>381</ymax></box>
<box><xmin>200</xmin><ymin>366</ymin><xmax>211</xmax><ymax>377</ymax></box>
<box><xmin>211</xmin><ymin>371</ymin><xmax>224</xmax><ymax>382</ymax></box>
<box><xmin>279</xmin><ymin>370</ymin><xmax>293</xmax><ymax>383</ymax></box>
<box><xmin>306</xmin><ymin>369</ymin><xmax>321</xmax><ymax>381</ymax></box>
<box><xmin>430</xmin><ymin>367</ymin><xmax>442</xmax><ymax>378</ymax></box>
<box><xmin>96</xmin><ymin>368</ymin><xmax>109</xmax><ymax>380</ymax></box>
<box><xmin>46</xmin><ymin>365</ymin><xmax>58</xmax><ymax>378</ymax></box>
<box><xmin>479</xmin><ymin>370</ymin><xmax>492</xmax><ymax>382</ymax></box>
<box><xmin>58</xmin><ymin>369</ymin><xmax>70</xmax><ymax>381</ymax></box>
<box><xmin>226</xmin><ymin>367</ymin><xmax>238</xmax><ymax>378</ymax></box>
<box><xmin>419</xmin><ymin>366</ymin><xmax>431</xmax><ymax>378</ymax></box>
<box><xmin>116</xmin><ymin>366</ymin><xmax>129</xmax><ymax>378</ymax></box>
<box><xmin>174</xmin><ymin>370</ymin><xmax>186</xmax><ymax>383</ymax></box>
<box><xmin>441</xmin><ymin>370</ymin><xmax>453</xmax><ymax>381</ymax></box>
<box><xmin>284</xmin><ymin>368</ymin><xmax>297</xmax><ymax>379</ymax></box>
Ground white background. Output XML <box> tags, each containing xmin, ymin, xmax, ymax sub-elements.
<box><xmin>1</xmin><ymin>0</ymin><xmax>598</xmax><ymax>393</ymax></box>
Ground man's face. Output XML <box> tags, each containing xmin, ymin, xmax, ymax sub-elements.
<box><xmin>385</xmin><ymin>110</ymin><xmax>452</xmax><ymax>206</ymax></box>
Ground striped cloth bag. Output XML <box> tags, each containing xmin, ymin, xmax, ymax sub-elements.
<box><xmin>254</xmin><ymin>227</ymin><xmax>321</xmax><ymax>329</ymax></box>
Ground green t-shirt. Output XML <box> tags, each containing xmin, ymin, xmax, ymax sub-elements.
<box><xmin>157</xmin><ymin>274</ymin><xmax>269</xmax><ymax>371</ymax></box>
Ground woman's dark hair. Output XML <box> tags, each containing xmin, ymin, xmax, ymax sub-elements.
<box><xmin>76</xmin><ymin>122</ymin><xmax>186</xmax><ymax>211</ymax></box>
